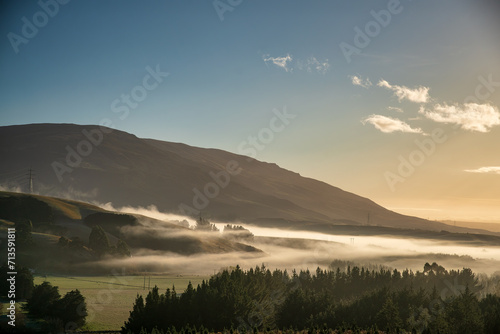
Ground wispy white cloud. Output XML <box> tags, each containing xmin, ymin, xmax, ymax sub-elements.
<box><xmin>378</xmin><ymin>79</ymin><xmax>430</xmax><ymax>103</ymax></box>
<box><xmin>263</xmin><ymin>54</ymin><xmax>330</xmax><ymax>74</ymax></box>
<box><xmin>263</xmin><ymin>54</ymin><xmax>293</xmax><ymax>72</ymax></box>
<box><xmin>387</xmin><ymin>106</ymin><xmax>404</xmax><ymax>113</ymax></box>
<box><xmin>362</xmin><ymin>114</ymin><xmax>424</xmax><ymax>134</ymax></box>
<box><xmin>306</xmin><ymin>57</ymin><xmax>330</xmax><ymax>74</ymax></box>
<box><xmin>96</xmin><ymin>203</ymin><xmax>197</xmax><ymax>227</ymax></box>
<box><xmin>419</xmin><ymin>103</ymin><xmax>500</xmax><ymax>132</ymax></box>
<box><xmin>464</xmin><ymin>167</ymin><xmax>500</xmax><ymax>174</ymax></box>
<box><xmin>350</xmin><ymin>75</ymin><xmax>372</xmax><ymax>88</ymax></box>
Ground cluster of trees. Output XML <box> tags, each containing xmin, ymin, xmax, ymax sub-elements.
<box><xmin>83</xmin><ymin>211</ymin><xmax>137</xmax><ymax>230</ymax></box>
<box><xmin>124</xmin><ymin>327</ymin><xmax>381</xmax><ymax>334</ymax></box>
<box><xmin>57</xmin><ymin>224</ymin><xmax>131</xmax><ymax>258</ymax></box>
<box><xmin>0</xmin><ymin>195</ymin><xmax>59</xmax><ymax>246</ymax></box>
<box><xmin>88</xmin><ymin>224</ymin><xmax>131</xmax><ymax>257</ymax></box>
<box><xmin>25</xmin><ymin>282</ymin><xmax>87</xmax><ymax>332</ymax></box>
<box><xmin>194</xmin><ymin>217</ymin><xmax>254</xmax><ymax>241</ymax></box>
<box><xmin>0</xmin><ymin>264</ymin><xmax>34</xmax><ymax>299</ymax></box>
<box><xmin>0</xmin><ymin>196</ymin><xmax>53</xmax><ymax>226</ymax></box>
<box><xmin>13</xmin><ymin>219</ymin><xmax>34</xmax><ymax>245</ymax></box>
<box><xmin>195</xmin><ymin>216</ymin><xmax>219</xmax><ymax>232</ymax></box>
<box><xmin>122</xmin><ymin>263</ymin><xmax>500</xmax><ymax>334</ymax></box>
<box><xmin>0</xmin><ymin>265</ymin><xmax>87</xmax><ymax>333</ymax></box>
<box><xmin>223</xmin><ymin>224</ymin><xmax>254</xmax><ymax>240</ymax></box>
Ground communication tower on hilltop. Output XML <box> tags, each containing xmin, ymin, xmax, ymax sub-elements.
<box><xmin>28</xmin><ymin>167</ymin><xmax>34</xmax><ymax>193</ymax></box>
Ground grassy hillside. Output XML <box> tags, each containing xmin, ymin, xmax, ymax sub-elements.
<box><xmin>0</xmin><ymin>191</ymin><xmax>261</xmax><ymax>275</ymax></box>
<box><xmin>2</xmin><ymin>123</ymin><xmax>492</xmax><ymax>234</ymax></box>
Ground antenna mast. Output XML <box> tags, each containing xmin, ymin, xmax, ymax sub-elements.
<box><xmin>28</xmin><ymin>167</ymin><xmax>34</xmax><ymax>193</ymax></box>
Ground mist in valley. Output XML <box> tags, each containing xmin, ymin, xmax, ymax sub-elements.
<box><xmin>91</xmin><ymin>203</ymin><xmax>500</xmax><ymax>277</ymax></box>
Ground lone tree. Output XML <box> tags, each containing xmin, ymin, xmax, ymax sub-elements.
<box><xmin>58</xmin><ymin>236</ymin><xmax>70</xmax><ymax>247</ymax></box>
<box><xmin>54</xmin><ymin>289</ymin><xmax>87</xmax><ymax>328</ymax></box>
<box><xmin>89</xmin><ymin>224</ymin><xmax>110</xmax><ymax>256</ymax></box>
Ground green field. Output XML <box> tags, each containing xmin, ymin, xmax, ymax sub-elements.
<box><xmin>33</xmin><ymin>275</ymin><xmax>209</xmax><ymax>331</ymax></box>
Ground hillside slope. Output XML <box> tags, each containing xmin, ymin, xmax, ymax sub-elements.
<box><xmin>0</xmin><ymin>191</ymin><xmax>261</xmax><ymax>257</ymax></box>
<box><xmin>0</xmin><ymin>123</ymin><xmax>492</xmax><ymax>235</ymax></box>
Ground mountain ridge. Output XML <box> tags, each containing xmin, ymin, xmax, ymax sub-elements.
<box><xmin>0</xmin><ymin>123</ymin><xmax>494</xmax><ymax>235</ymax></box>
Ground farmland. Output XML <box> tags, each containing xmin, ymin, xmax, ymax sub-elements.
<box><xmin>33</xmin><ymin>275</ymin><xmax>209</xmax><ymax>331</ymax></box>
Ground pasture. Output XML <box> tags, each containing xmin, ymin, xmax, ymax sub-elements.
<box><xmin>33</xmin><ymin>274</ymin><xmax>209</xmax><ymax>331</ymax></box>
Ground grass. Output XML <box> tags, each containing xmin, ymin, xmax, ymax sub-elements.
<box><xmin>0</xmin><ymin>190</ymin><xmax>106</xmax><ymax>221</ymax></box>
<box><xmin>33</xmin><ymin>274</ymin><xmax>209</xmax><ymax>331</ymax></box>
<box><xmin>32</xmin><ymin>232</ymin><xmax>60</xmax><ymax>244</ymax></box>
<box><xmin>41</xmin><ymin>196</ymin><xmax>84</xmax><ymax>220</ymax></box>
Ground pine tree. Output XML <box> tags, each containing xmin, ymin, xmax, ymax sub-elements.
<box><xmin>480</xmin><ymin>294</ymin><xmax>500</xmax><ymax>334</ymax></box>
<box><xmin>376</xmin><ymin>297</ymin><xmax>402</xmax><ymax>333</ymax></box>
<box><xmin>445</xmin><ymin>286</ymin><xmax>483</xmax><ymax>334</ymax></box>
<box><xmin>123</xmin><ymin>294</ymin><xmax>146</xmax><ymax>334</ymax></box>
<box><xmin>116</xmin><ymin>239</ymin><xmax>132</xmax><ymax>257</ymax></box>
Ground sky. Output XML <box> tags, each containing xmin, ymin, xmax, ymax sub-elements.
<box><xmin>1</xmin><ymin>0</ymin><xmax>500</xmax><ymax>222</ymax></box>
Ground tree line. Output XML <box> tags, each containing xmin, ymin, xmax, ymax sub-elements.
<box><xmin>122</xmin><ymin>263</ymin><xmax>500</xmax><ymax>334</ymax></box>
<box><xmin>0</xmin><ymin>265</ymin><xmax>87</xmax><ymax>333</ymax></box>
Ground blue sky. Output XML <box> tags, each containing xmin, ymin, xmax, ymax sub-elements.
<box><xmin>1</xmin><ymin>0</ymin><xmax>500</xmax><ymax>221</ymax></box>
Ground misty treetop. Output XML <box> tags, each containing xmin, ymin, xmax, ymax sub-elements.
<box><xmin>195</xmin><ymin>216</ymin><xmax>219</xmax><ymax>232</ymax></box>
<box><xmin>223</xmin><ymin>224</ymin><xmax>254</xmax><ymax>241</ymax></box>
<box><xmin>87</xmin><ymin>224</ymin><xmax>131</xmax><ymax>258</ymax></box>
<box><xmin>122</xmin><ymin>263</ymin><xmax>500</xmax><ymax>334</ymax></box>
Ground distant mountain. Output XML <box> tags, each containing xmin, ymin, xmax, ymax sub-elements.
<box><xmin>0</xmin><ymin>123</ymin><xmax>493</xmax><ymax>235</ymax></box>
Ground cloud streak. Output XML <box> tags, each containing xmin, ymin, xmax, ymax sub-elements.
<box><xmin>305</xmin><ymin>57</ymin><xmax>330</xmax><ymax>74</ymax></box>
<box><xmin>263</xmin><ymin>54</ymin><xmax>293</xmax><ymax>72</ymax></box>
<box><xmin>378</xmin><ymin>79</ymin><xmax>430</xmax><ymax>103</ymax></box>
<box><xmin>387</xmin><ymin>106</ymin><xmax>404</xmax><ymax>113</ymax></box>
<box><xmin>263</xmin><ymin>54</ymin><xmax>330</xmax><ymax>74</ymax></box>
<box><xmin>95</xmin><ymin>202</ymin><xmax>196</xmax><ymax>228</ymax></box>
<box><xmin>362</xmin><ymin>114</ymin><xmax>424</xmax><ymax>134</ymax></box>
<box><xmin>350</xmin><ymin>75</ymin><xmax>372</xmax><ymax>88</ymax></box>
<box><xmin>464</xmin><ymin>167</ymin><xmax>500</xmax><ymax>174</ymax></box>
<box><xmin>419</xmin><ymin>103</ymin><xmax>500</xmax><ymax>132</ymax></box>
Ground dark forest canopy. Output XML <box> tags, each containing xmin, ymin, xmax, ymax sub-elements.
<box><xmin>122</xmin><ymin>263</ymin><xmax>500</xmax><ymax>334</ymax></box>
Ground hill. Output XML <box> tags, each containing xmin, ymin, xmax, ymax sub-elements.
<box><xmin>0</xmin><ymin>123</ymin><xmax>496</xmax><ymax>236</ymax></box>
<box><xmin>0</xmin><ymin>191</ymin><xmax>261</xmax><ymax>274</ymax></box>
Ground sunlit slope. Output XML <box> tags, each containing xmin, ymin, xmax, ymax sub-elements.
<box><xmin>0</xmin><ymin>191</ymin><xmax>261</xmax><ymax>257</ymax></box>
<box><xmin>0</xmin><ymin>123</ymin><xmax>494</xmax><ymax>234</ymax></box>
<box><xmin>0</xmin><ymin>190</ymin><xmax>106</xmax><ymax>221</ymax></box>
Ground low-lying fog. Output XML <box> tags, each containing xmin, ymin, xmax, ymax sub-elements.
<box><xmin>93</xmin><ymin>203</ymin><xmax>500</xmax><ymax>276</ymax></box>
<box><xmin>229</xmin><ymin>224</ymin><xmax>500</xmax><ymax>261</ymax></box>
